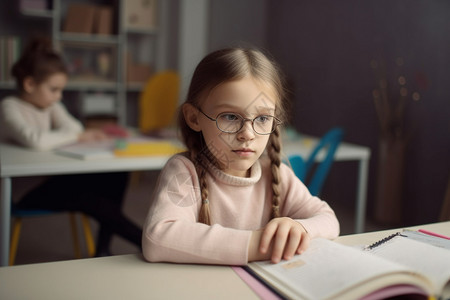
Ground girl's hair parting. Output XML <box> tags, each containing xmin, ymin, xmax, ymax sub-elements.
<box><xmin>11</xmin><ymin>36</ymin><xmax>67</xmax><ymax>92</ymax></box>
<box><xmin>178</xmin><ymin>47</ymin><xmax>289</xmax><ymax>225</ymax></box>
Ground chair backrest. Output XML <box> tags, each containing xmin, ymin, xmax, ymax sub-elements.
<box><xmin>289</xmin><ymin>127</ymin><xmax>344</xmax><ymax>196</ymax></box>
<box><xmin>139</xmin><ymin>70</ymin><xmax>180</xmax><ymax>133</ymax></box>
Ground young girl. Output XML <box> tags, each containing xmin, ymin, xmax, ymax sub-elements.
<box><xmin>0</xmin><ymin>37</ymin><xmax>142</xmax><ymax>256</ymax></box>
<box><xmin>142</xmin><ymin>47</ymin><xmax>339</xmax><ymax>265</ymax></box>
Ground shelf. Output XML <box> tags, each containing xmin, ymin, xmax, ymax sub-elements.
<box><xmin>0</xmin><ymin>0</ymin><xmax>167</xmax><ymax>127</ymax></box>
<box><xmin>0</xmin><ymin>81</ymin><xmax>15</xmax><ymax>89</ymax></box>
<box><xmin>57</xmin><ymin>33</ymin><xmax>119</xmax><ymax>45</ymax></box>
<box><xmin>125</xmin><ymin>28</ymin><xmax>158</xmax><ymax>35</ymax></box>
<box><xmin>20</xmin><ymin>9</ymin><xmax>54</xmax><ymax>18</ymax></box>
<box><xmin>126</xmin><ymin>82</ymin><xmax>146</xmax><ymax>92</ymax></box>
<box><xmin>66</xmin><ymin>80</ymin><xmax>118</xmax><ymax>91</ymax></box>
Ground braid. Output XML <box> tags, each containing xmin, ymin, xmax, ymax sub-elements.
<box><xmin>191</xmin><ymin>150</ymin><xmax>211</xmax><ymax>225</ymax></box>
<box><xmin>185</xmin><ymin>135</ymin><xmax>212</xmax><ymax>225</ymax></box>
<box><xmin>197</xmin><ymin>164</ymin><xmax>211</xmax><ymax>225</ymax></box>
<box><xmin>268</xmin><ymin>127</ymin><xmax>282</xmax><ymax>218</ymax></box>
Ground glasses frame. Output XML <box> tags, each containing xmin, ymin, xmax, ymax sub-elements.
<box><xmin>198</xmin><ymin>108</ymin><xmax>282</xmax><ymax>135</ymax></box>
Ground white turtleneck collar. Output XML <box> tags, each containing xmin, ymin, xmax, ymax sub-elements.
<box><xmin>207</xmin><ymin>160</ymin><xmax>262</xmax><ymax>187</ymax></box>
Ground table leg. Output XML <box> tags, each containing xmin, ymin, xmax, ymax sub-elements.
<box><xmin>355</xmin><ymin>159</ymin><xmax>369</xmax><ymax>233</ymax></box>
<box><xmin>1</xmin><ymin>177</ymin><xmax>11</xmax><ymax>266</ymax></box>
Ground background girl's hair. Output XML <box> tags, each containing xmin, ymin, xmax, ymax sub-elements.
<box><xmin>11</xmin><ymin>36</ymin><xmax>67</xmax><ymax>92</ymax></box>
<box><xmin>178</xmin><ymin>47</ymin><xmax>289</xmax><ymax>224</ymax></box>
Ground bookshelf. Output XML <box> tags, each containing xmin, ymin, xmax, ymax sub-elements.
<box><xmin>0</xmin><ymin>0</ymin><xmax>166</xmax><ymax>126</ymax></box>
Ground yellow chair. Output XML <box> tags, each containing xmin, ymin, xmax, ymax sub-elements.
<box><xmin>139</xmin><ymin>70</ymin><xmax>180</xmax><ymax>133</ymax></box>
<box><xmin>131</xmin><ymin>71</ymin><xmax>180</xmax><ymax>186</ymax></box>
<box><xmin>9</xmin><ymin>208</ymin><xmax>96</xmax><ymax>265</ymax></box>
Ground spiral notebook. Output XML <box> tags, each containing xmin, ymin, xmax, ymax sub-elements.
<box><xmin>244</xmin><ymin>235</ymin><xmax>450</xmax><ymax>300</ymax></box>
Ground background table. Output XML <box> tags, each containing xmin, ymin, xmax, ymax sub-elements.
<box><xmin>0</xmin><ymin>221</ymin><xmax>447</xmax><ymax>300</ymax></box>
<box><xmin>0</xmin><ymin>137</ymin><xmax>370</xmax><ymax>266</ymax></box>
<box><xmin>0</xmin><ymin>142</ymin><xmax>171</xmax><ymax>266</ymax></box>
<box><xmin>283</xmin><ymin>135</ymin><xmax>371</xmax><ymax>234</ymax></box>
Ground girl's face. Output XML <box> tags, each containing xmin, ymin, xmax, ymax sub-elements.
<box><xmin>23</xmin><ymin>72</ymin><xmax>68</xmax><ymax>109</ymax></box>
<box><xmin>187</xmin><ymin>75</ymin><xmax>278</xmax><ymax>177</ymax></box>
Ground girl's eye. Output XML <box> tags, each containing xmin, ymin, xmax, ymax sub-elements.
<box><xmin>255</xmin><ymin>115</ymin><xmax>271</xmax><ymax>123</ymax></box>
<box><xmin>220</xmin><ymin>113</ymin><xmax>240</xmax><ymax>122</ymax></box>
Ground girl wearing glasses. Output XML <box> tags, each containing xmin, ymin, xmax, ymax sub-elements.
<box><xmin>142</xmin><ymin>48</ymin><xmax>339</xmax><ymax>265</ymax></box>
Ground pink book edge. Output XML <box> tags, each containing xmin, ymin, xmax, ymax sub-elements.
<box><xmin>418</xmin><ymin>229</ymin><xmax>450</xmax><ymax>240</ymax></box>
<box><xmin>231</xmin><ymin>266</ymin><xmax>282</xmax><ymax>300</ymax></box>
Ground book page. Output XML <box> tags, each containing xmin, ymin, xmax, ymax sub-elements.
<box><xmin>401</xmin><ymin>230</ymin><xmax>450</xmax><ymax>250</ymax></box>
<box><xmin>55</xmin><ymin>141</ymin><xmax>115</xmax><ymax>160</ymax></box>
<box><xmin>367</xmin><ymin>236</ymin><xmax>450</xmax><ymax>295</ymax></box>
<box><xmin>248</xmin><ymin>238</ymin><xmax>421</xmax><ymax>300</ymax></box>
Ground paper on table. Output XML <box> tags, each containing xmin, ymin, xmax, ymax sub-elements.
<box><xmin>402</xmin><ymin>230</ymin><xmax>450</xmax><ymax>250</ymax></box>
<box><xmin>55</xmin><ymin>141</ymin><xmax>115</xmax><ymax>160</ymax></box>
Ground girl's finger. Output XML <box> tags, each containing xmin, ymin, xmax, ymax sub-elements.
<box><xmin>259</xmin><ymin>222</ymin><xmax>278</xmax><ymax>253</ymax></box>
<box><xmin>283</xmin><ymin>228</ymin><xmax>301</xmax><ymax>260</ymax></box>
<box><xmin>296</xmin><ymin>233</ymin><xmax>310</xmax><ymax>254</ymax></box>
<box><xmin>270</xmin><ymin>223</ymin><xmax>290</xmax><ymax>263</ymax></box>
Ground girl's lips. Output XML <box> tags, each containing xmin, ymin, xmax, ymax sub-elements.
<box><xmin>232</xmin><ymin>148</ymin><xmax>255</xmax><ymax>157</ymax></box>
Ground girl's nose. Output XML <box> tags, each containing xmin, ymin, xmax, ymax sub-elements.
<box><xmin>236</xmin><ymin>120</ymin><xmax>255</xmax><ymax>141</ymax></box>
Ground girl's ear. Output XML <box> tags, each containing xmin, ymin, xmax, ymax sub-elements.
<box><xmin>183</xmin><ymin>103</ymin><xmax>202</xmax><ymax>132</ymax></box>
<box><xmin>23</xmin><ymin>76</ymin><xmax>36</xmax><ymax>94</ymax></box>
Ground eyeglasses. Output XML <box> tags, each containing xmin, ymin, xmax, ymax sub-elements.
<box><xmin>198</xmin><ymin>109</ymin><xmax>282</xmax><ymax>135</ymax></box>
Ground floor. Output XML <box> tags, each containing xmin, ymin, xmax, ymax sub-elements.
<box><xmin>10</xmin><ymin>170</ymin><xmax>390</xmax><ymax>266</ymax></box>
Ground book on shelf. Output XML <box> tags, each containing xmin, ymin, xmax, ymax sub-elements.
<box><xmin>244</xmin><ymin>232</ymin><xmax>450</xmax><ymax>300</ymax></box>
<box><xmin>19</xmin><ymin>0</ymin><xmax>48</xmax><ymax>11</ymax></box>
<box><xmin>0</xmin><ymin>36</ymin><xmax>21</xmax><ymax>82</ymax></box>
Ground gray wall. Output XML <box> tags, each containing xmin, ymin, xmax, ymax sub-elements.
<box><xmin>208</xmin><ymin>0</ymin><xmax>450</xmax><ymax>227</ymax></box>
<box><xmin>209</xmin><ymin>0</ymin><xmax>269</xmax><ymax>50</ymax></box>
<box><xmin>266</xmin><ymin>0</ymin><xmax>450</xmax><ymax>225</ymax></box>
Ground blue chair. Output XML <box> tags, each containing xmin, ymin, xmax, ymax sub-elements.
<box><xmin>289</xmin><ymin>128</ymin><xmax>344</xmax><ymax>196</ymax></box>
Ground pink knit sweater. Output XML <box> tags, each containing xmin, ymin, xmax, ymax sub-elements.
<box><xmin>142</xmin><ymin>154</ymin><xmax>339</xmax><ymax>265</ymax></box>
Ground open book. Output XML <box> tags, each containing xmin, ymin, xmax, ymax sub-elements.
<box><xmin>246</xmin><ymin>235</ymin><xmax>450</xmax><ymax>300</ymax></box>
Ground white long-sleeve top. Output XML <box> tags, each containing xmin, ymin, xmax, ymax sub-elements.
<box><xmin>142</xmin><ymin>154</ymin><xmax>340</xmax><ymax>265</ymax></box>
<box><xmin>0</xmin><ymin>96</ymin><xmax>83</xmax><ymax>150</ymax></box>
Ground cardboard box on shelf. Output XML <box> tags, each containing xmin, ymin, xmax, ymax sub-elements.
<box><xmin>123</xmin><ymin>0</ymin><xmax>157</xmax><ymax>30</ymax></box>
<box><xmin>63</xmin><ymin>3</ymin><xmax>96</xmax><ymax>34</ymax></box>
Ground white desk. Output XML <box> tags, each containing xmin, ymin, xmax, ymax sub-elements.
<box><xmin>0</xmin><ymin>142</ymin><xmax>171</xmax><ymax>266</ymax></box>
<box><xmin>0</xmin><ymin>137</ymin><xmax>370</xmax><ymax>266</ymax></box>
<box><xmin>0</xmin><ymin>221</ymin><xmax>447</xmax><ymax>300</ymax></box>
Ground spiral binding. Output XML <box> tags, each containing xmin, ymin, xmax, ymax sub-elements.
<box><xmin>364</xmin><ymin>232</ymin><xmax>404</xmax><ymax>250</ymax></box>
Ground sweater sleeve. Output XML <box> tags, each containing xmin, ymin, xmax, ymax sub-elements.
<box><xmin>142</xmin><ymin>155</ymin><xmax>252</xmax><ymax>265</ymax></box>
<box><xmin>279</xmin><ymin>163</ymin><xmax>340</xmax><ymax>239</ymax></box>
<box><xmin>0</xmin><ymin>99</ymin><xmax>83</xmax><ymax>150</ymax></box>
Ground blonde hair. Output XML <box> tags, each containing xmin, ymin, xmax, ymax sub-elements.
<box><xmin>178</xmin><ymin>47</ymin><xmax>289</xmax><ymax>225</ymax></box>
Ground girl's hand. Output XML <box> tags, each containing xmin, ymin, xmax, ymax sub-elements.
<box><xmin>78</xmin><ymin>129</ymin><xmax>109</xmax><ymax>142</ymax></box>
<box><xmin>249</xmin><ymin>217</ymin><xmax>310</xmax><ymax>263</ymax></box>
